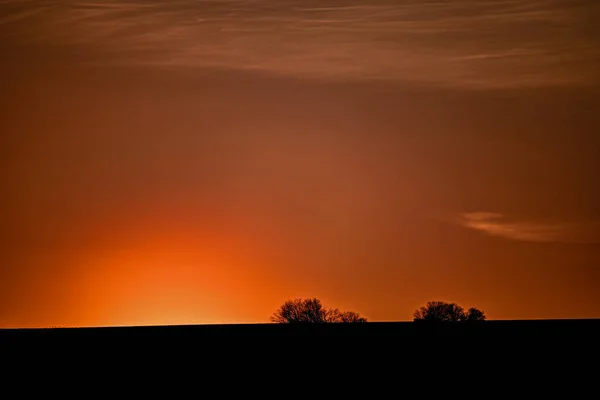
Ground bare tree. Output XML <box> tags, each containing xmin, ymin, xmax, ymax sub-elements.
<box><xmin>413</xmin><ymin>301</ymin><xmax>486</xmax><ymax>322</ymax></box>
<box><xmin>465</xmin><ymin>307</ymin><xmax>486</xmax><ymax>321</ymax></box>
<box><xmin>270</xmin><ymin>298</ymin><xmax>367</xmax><ymax>323</ymax></box>
<box><xmin>337</xmin><ymin>311</ymin><xmax>368</xmax><ymax>323</ymax></box>
<box><xmin>270</xmin><ymin>298</ymin><xmax>328</xmax><ymax>323</ymax></box>
<box><xmin>324</xmin><ymin>309</ymin><xmax>368</xmax><ymax>323</ymax></box>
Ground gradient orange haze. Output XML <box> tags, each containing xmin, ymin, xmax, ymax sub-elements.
<box><xmin>1</xmin><ymin>0</ymin><xmax>599</xmax><ymax>327</ymax></box>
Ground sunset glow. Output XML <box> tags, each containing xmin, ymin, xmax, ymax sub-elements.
<box><xmin>1</xmin><ymin>0</ymin><xmax>599</xmax><ymax>328</ymax></box>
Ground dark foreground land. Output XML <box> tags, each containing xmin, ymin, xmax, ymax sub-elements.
<box><xmin>3</xmin><ymin>320</ymin><xmax>599</xmax><ymax>377</ymax></box>
<box><xmin>2</xmin><ymin>319</ymin><xmax>600</xmax><ymax>338</ymax></box>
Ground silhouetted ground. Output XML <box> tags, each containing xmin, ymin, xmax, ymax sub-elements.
<box><xmin>3</xmin><ymin>320</ymin><xmax>598</xmax><ymax>379</ymax></box>
<box><xmin>2</xmin><ymin>319</ymin><xmax>600</xmax><ymax>338</ymax></box>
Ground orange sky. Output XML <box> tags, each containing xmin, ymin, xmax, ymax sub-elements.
<box><xmin>1</xmin><ymin>0</ymin><xmax>599</xmax><ymax>328</ymax></box>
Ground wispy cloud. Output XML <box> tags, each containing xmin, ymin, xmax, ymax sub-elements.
<box><xmin>458</xmin><ymin>212</ymin><xmax>600</xmax><ymax>244</ymax></box>
<box><xmin>1</xmin><ymin>0</ymin><xmax>598</xmax><ymax>89</ymax></box>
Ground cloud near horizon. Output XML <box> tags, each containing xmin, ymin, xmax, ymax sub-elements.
<box><xmin>458</xmin><ymin>212</ymin><xmax>600</xmax><ymax>244</ymax></box>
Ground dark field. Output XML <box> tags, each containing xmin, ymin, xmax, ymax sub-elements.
<box><xmin>3</xmin><ymin>320</ymin><xmax>598</xmax><ymax>376</ymax></box>
<box><xmin>3</xmin><ymin>319</ymin><xmax>600</xmax><ymax>338</ymax></box>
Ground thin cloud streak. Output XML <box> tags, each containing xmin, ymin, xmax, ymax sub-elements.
<box><xmin>459</xmin><ymin>212</ymin><xmax>600</xmax><ymax>244</ymax></box>
<box><xmin>1</xmin><ymin>0</ymin><xmax>598</xmax><ymax>89</ymax></box>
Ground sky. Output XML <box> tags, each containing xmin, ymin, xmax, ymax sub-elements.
<box><xmin>1</xmin><ymin>0</ymin><xmax>599</xmax><ymax>328</ymax></box>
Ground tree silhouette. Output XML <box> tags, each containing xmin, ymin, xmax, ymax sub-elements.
<box><xmin>338</xmin><ymin>311</ymin><xmax>368</xmax><ymax>323</ymax></box>
<box><xmin>413</xmin><ymin>301</ymin><xmax>486</xmax><ymax>322</ymax></box>
<box><xmin>325</xmin><ymin>309</ymin><xmax>368</xmax><ymax>323</ymax></box>
<box><xmin>465</xmin><ymin>307</ymin><xmax>486</xmax><ymax>321</ymax></box>
<box><xmin>270</xmin><ymin>297</ymin><xmax>367</xmax><ymax>323</ymax></box>
<box><xmin>270</xmin><ymin>298</ymin><xmax>327</xmax><ymax>323</ymax></box>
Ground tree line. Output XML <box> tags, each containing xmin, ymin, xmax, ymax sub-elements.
<box><xmin>270</xmin><ymin>298</ymin><xmax>486</xmax><ymax>323</ymax></box>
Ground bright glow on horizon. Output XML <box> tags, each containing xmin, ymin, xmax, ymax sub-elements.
<box><xmin>1</xmin><ymin>0</ymin><xmax>599</xmax><ymax>327</ymax></box>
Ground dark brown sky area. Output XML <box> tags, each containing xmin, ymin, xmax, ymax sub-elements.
<box><xmin>1</xmin><ymin>0</ymin><xmax>599</xmax><ymax>328</ymax></box>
